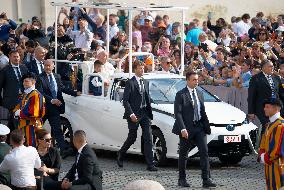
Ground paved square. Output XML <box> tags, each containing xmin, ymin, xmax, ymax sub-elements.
<box><xmin>60</xmin><ymin>151</ymin><xmax>265</xmax><ymax>190</ymax></box>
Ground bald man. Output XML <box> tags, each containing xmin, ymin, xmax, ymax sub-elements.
<box><xmin>25</xmin><ymin>46</ymin><xmax>46</xmax><ymax>75</ymax></box>
<box><xmin>36</xmin><ymin>60</ymin><xmax>80</xmax><ymax>158</ymax></box>
<box><xmin>62</xmin><ymin>130</ymin><xmax>102</xmax><ymax>190</ymax></box>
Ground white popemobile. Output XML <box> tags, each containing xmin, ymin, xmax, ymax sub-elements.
<box><xmin>59</xmin><ymin>70</ymin><xmax>258</xmax><ymax>165</ymax></box>
<box><xmin>49</xmin><ymin>1</ymin><xmax>257</xmax><ymax>166</ymax></box>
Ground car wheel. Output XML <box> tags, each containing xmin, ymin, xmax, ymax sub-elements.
<box><xmin>152</xmin><ymin>128</ymin><xmax>167</xmax><ymax>166</ymax></box>
<box><xmin>53</xmin><ymin>117</ymin><xmax>74</xmax><ymax>148</ymax></box>
<box><xmin>60</xmin><ymin>117</ymin><xmax>73</xmax><ymax>144</ymax></box>
<box><xmin>218</xmin><ymin>154</ymin><xmax>243</xmax><ymax>165</ymax></box>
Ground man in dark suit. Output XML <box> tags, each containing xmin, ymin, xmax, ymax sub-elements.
<box><xmin>117</xmin><ymin>60</ymin><xmax>157</xmax><ymax>171</ymax></box>
<box><xmin>172</xmin><ymin>71</ymin><xmax>216</xmax><ymax>188</ymax></box>
<box><xmin>0</xmin><ymin>50</ymin><xmax>28</xmax><ymax>131</ymax></box>
<box><xmin>61</xmin><ymin>130</ymin><xmax>102</xmax><ymax>190</ymax></box>
<box><xmin>248</xmin><ymin>59</ymin><xmax>283</xmax><ymax>130</ymax></box>
<box><xmin>25</xmin><ymin>46</ymin><xmax>46</xmax><ymax>76</ymax></box>
<box><xmin>36</xmin><ymin>59</ymin><xmax>80</xmax><ymax>158</ymax></box>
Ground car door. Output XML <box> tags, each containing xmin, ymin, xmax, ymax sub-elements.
<box><xmin>64</xmin><ymin>73</ymin><xmax>106</xmax><ymax>146</ymax></box>
<box><xmin>100</xmin><ymin>79</ymin><xmax>142</xmax><ymax>153</ymax></box>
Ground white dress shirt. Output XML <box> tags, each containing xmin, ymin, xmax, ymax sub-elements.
<box><xmin>0</xmin><ymin>145</ymin><xmax>41</xmax><ymax>187</ymax></box>
<box><xmin>35</xmin><ymin>58</ymin><xmax>43</xmax><ymax>74</ymax></box>
<box><xmin>129</xmin><ymin>75</ymin><xmax>144</xmax><ymax>118</ymax></box>
<box><xmin>109</xmin><ymin>24</ymin><xmax>119</xmax><ymax>40</ymax></box>
<box><xmin>67</xmin><ymin>28</ymin><xmax>93</xmax><ymax>49</ymax></box>
<box><xmin>181</xmin><ymin>86</ymin><xmax>201</xmax><ymax>133</ymax></box>
<box><xmin>236</xmin><ymin>20</ymin><xmax>251</xmax><ymax>36</ymax></box>
<box><xmin>48</xmin><ymin>73</ymin><xmax>58</xmax><ymax>96</ymax></box>
<box><xmin>75</xmin><ymin>143</ymin><xmax>87</xmax><ymax>180</ymax></box>
<box><xmin>187</xmin><ymin>86</ymin><xmax>201</xmax><ymax>119</ymax></box>
<box><xmin>11</xmin><ymin>64</ymin><xmax>22</xmax><ymax>81</ymax></box>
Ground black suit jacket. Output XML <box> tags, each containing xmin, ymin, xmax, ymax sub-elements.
<box><xmin>123</xmin><ymin>76</ymin><xmax>153</xmax><ymax>120</ymax></box>
<box><xmin>248</xmin><ymin>72</ymin><xmax>283</xmax><ymax>124</ymax></box>
<box><xmin>36</xmin><ymin>72</ymin><xmax>76</xmax><ymax>116</ymax></box>
<box><xmin>0</xmin><ymin>63</ymin><xmax>28</xmax><ymax>110</ymax></box>
<box><xmin>172</xmin><ymin>87</ymin><xmax>210</xmax><ymax>136</ymax></box>
<box><xmin>26</xmin><ymin>59</ymin><xmax>43</xmax><ymax>76</ymax></box>
<box><xmin>64</xmin><ymin>145</ymin><xmax>102</xmax><ymax>190</ymax></box>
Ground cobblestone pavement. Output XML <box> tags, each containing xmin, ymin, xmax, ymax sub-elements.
<box><xmin>59</xmin><ymin>150</ymin><xmax>265</xmax><ymax>190</ymax></box>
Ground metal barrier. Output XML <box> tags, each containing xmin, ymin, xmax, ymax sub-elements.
<box><xmin>202</xmin><ymin>85</ymin><xmax>261</xmax><ymax>127</ymax></box>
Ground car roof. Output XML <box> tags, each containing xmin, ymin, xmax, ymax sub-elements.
<box><xmin>112</xmin><ymin>72</ymin><xmax>185</xmax><ymax>80</ymax></box>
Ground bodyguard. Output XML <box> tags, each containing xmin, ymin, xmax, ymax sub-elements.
<box><xmin>117</xmin><ymin>60</ymin><xmax>157</xmax><ymax>171</ymax></box>
<box><xmin>172</xmin><ymin>71</ymin><xmax>216</xmax><ymax>188</ymax></box>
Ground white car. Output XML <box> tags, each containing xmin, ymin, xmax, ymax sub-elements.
<box><xmin>60</xmin><ymin>72</ymin><xmax>258</xmax><ymax>165</ymax></box>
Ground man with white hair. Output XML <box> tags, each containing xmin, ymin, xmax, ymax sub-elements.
<box><xmin>96</xmin><ymin>49</ymin><xmax>115</xmax><ymax>82</ymax></box>
<box><xmin>124</xmin><ymin>180</ymin><xmax>165</xmax><ymax>190</ymax></box>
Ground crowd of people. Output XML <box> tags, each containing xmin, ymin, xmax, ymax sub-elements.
<box><xmin>0</xmin><ymin>0</ymin><xmax>284</xmax><ymax>189</ymax></box>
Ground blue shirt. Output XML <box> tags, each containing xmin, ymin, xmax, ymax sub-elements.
<box><xmin>0</xmin><ymin>20</ymin><xmax>17</xmax><ymax>41</ymax></box>
<box><xmin>241</xmin><ymin>71</ymin><xmax>252</xmax><ymax>88</ymax></box>
<box><xmin>186</xmin><ymin>27</ymin><xmax>203</xmax><ymax>46</ymax></box>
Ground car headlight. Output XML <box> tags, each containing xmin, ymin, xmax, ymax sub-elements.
<box><xmin>242</xmin><ymin>117</ymin><xmax>250</xmax><ymax>125</ymax></box>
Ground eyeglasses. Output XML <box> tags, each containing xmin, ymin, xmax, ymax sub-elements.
<box><xmin>41</xmin><ymin>138</ymin><xmax>52</xmax><ymax>143</ymax></box>
<box><xmin>167</xmin><ymin>61</ymin><xmax>172</xmax><ymax>64</ymax></box>
<box><xmin>259</xmin><ymin>33</ymin><xmax>266</xmax><ymax>35</ymax></box>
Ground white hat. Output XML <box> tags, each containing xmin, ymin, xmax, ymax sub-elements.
<box><xmin>0</xmin><ymin>124</ymin><xmax>10</xmax><ymax>136</ymax></box>
<box><xmin>276</xmin><ymin>26</ymin><xmax>284</xmax><ymax>32</ymax></box>
<box><xmin>144</xmin><ymin>15</ymin><xmax>153</xmax><ymax>22</ymax></box>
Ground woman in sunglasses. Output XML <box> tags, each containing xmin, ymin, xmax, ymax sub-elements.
<box><xmin>35</xmin><ymin>129</ymin><xmax>62</xmax><ymax>190</ymax></box>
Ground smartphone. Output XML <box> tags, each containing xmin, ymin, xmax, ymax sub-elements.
<box><xmin>208</xmin><ymin>12</ymin><xmax>212</xmax><ymax>20</ymax></box>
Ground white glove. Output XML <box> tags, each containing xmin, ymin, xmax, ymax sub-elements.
<box><xmin>260</xmin><ymin>153</ymin><xmax>265</xmax><ymax>164</ymax></box>
<box><xmin>14</xmin><ymin>109</ymin><xmax>21</xmax><ymax>117</ymax></box>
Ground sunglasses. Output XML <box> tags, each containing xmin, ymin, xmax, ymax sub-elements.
<box><xmin>41</xmin><ymin>138</ymin><xmax>52</xmax><ymax>143</ymax></box>
<box><xmin>167</xmin><ymin>61</ymin><xmax>172</xmax><ymax>64</ymax></box>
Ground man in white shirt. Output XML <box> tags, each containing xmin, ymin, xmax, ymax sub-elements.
<box><xmin>236</xmin><ymin>13</ymin><xmax>251</xmax><ymax>37</ymax></box>
<box><xmin>109</xmin><ymin>14</ymin><xmax>119</xmax><ymax>40</ymax></box>
<box><xmin>67</xmin><ymin>18</ymin><xmax>93</xmax><ymax>50</ymax></box>
<box><xmin>96</xmin><ymin>49</ymin><xmax>115</xmax><ymax>83</ymax></box>
<box><xmin>0</xmin><ymin>129</ymin><xmax>41</xmax><ymax>189</ymax></box>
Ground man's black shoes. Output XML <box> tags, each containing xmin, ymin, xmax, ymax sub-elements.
<box><xmin>146</xmin><ymin>166</ymin><xmax>158</xmax><ymax>171</ymax></box>
<box><xmin>203</xmin><ymin>179</ymin><xmax>217</xmax><ymax>188</ymax></box>
<box><xmin>178</xmin><ymin>179</ymin><xmax>190</xmax><ymax>187</ymax></box>
<box><xmin>117</xmin><ymin>152</ymin><xmax>123</xmax><ymax>168</ymax></box>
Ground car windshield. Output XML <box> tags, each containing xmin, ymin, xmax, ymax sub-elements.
<box><xmin>147</xmin><ymin>78</ymin><xmax>219</xmax><ymax>104</ymax></box>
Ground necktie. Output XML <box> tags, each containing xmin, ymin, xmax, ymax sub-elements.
<box><xmin>15</xmin><ymin>67</ymin><xmax>22</xmax><ymax>81</ymax></box>
<box><xmin>267</xmin><ymin>75</ymin><xmax>276</xmax><ymax>98</ymax></box>
<box><xmin>48</xmin><ymin>74</ymin><xmax>57</xmax><ymax>98</ymax></box>
<box><xmin>140</xmin><ymin>79</ymin><xmax>146</xmax><ymax>108</ymax></box>
<box><xmin>39</xmin><ymin>62</ymin><xmax>44</xmax><ymax>74</ymax></box>
<box><xmin>192</xmin><ymin>90</ymin><xmax>200</xmax><ymax>121</ymax></box>
<box><xmin>15</xmin><ymin>67</ymin><xmax>23</xmax><ymax>93</ymax></box>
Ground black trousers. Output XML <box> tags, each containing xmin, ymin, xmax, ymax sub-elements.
<box><xmin>178</xmin><ymin>126</ymin><xmax>210</xmax><ymax>180</ymax></box>
<box><xmin>119</xmin><ymin>109</ymin><xmax>154</xmax><ymax>167</ymax></box>
<box><xmin>43</xmin><ymin>113</ymin><xmax>69</xmax><ymax>151</ymax></box>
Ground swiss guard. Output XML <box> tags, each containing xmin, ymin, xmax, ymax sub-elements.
<box><xmin>13</xmin><ymin>73</ymin><xmax>45</xmax><ymax>147</ymax></box>
<box><xmin>258</xmin><ymin>97</ymin><xmax>284</xmax><ymax>190</ymax></box>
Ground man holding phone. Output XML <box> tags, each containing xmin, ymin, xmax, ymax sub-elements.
<box><xmin>117</xmin><ymin>60</ymin><xmax>158</xmax><ymax>171</ymax></box>
<box><xmin>0</xmin><ymin>12</ymin><xmax>17</xmax><ymax>42</ymax></box>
